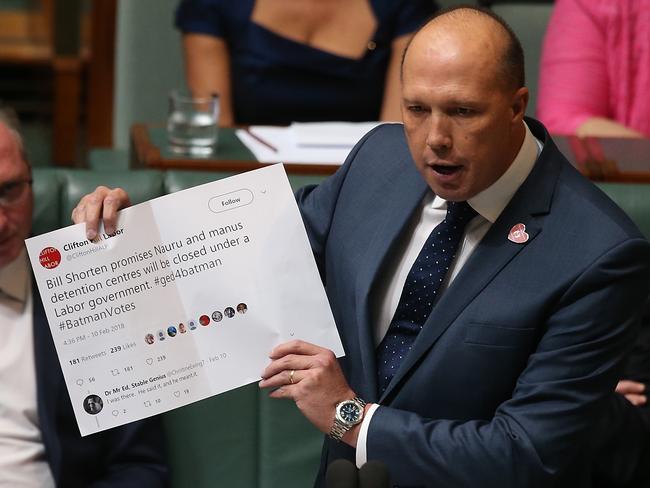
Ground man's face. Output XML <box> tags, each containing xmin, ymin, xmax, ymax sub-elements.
<box><xmin>401</xmin><ymin>24</ymin><xmax>527</xmax><ymax>201</ymax></box>
<box><xmin>0</xmin><ymin>123</ymin><xmax>32</xmax><ymax>268</ymax></box>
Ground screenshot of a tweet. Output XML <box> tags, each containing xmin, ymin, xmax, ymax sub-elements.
<box><xmin>26</xmin><ymin>165</ymin><xmax>342</xmax><ymax>436</ymax></box>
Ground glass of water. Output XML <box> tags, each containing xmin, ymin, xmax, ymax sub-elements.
<box><xmin>167</xmin><ymin>91</ymin><xmax>219</xmax><ymax>156</ymax></box>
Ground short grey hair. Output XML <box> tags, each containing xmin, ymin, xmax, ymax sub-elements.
<box><xmin>0</xmin><ymin>105</ymin><xmax>30</xmax><ymax>168</ymax></box>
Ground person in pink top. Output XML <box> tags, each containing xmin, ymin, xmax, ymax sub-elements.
<box><xmin>537</xmin><ymin>0</ymin><xmax>650</xmax><ymax>138</ymax></box>
<box><xmin>539</xmin><ymin>0</ymin><xmax>650</xmax><ymax>428</ymax></box>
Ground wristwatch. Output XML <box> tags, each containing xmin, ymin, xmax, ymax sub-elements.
<box><xmin>329</xmin><ymin>397</ymin><xmax>367</xmax><ymax>442</ymax></box>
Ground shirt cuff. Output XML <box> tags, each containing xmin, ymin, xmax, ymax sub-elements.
<box><xmin>355</xmin><ymin>404</ymin><xmax>380</xmax><ymax>468</ymax></box>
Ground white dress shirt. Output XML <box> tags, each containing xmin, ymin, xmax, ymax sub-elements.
<box><xmin>0</xmin><ymin>251</ymin><xmax>55</xmax><ymax>488</ymax></box>
<box><xmin>356</xmin><ymin>122</ymin><xmax>542</xmax><ymax>467</ymax></box>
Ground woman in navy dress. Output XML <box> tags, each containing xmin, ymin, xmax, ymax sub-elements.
<box><xmin>175</xmin><ymin>0</ymin><xmax>436</xmax><ymax>125</ymax></box>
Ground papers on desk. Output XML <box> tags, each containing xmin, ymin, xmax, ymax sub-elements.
<box><xmin>236</xmin><ymin>121</ymin><xmax>382</xmax><ymax>165</ymax></box>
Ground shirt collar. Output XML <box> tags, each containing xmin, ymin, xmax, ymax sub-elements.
<box><xmin>432</xmin><ymin>121</ymin><xmax>541</xmax><ymax>223</ymax></box>
<box><xmin>0</xmin><ymin>249</ymin><xmax>29</xmax><ymax>304</ymax></box>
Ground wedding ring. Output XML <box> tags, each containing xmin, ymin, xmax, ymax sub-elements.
<box><xmin>289</xmin><ymin>370</ymin><xmax>295</xmax><ymax>385</ymax></box>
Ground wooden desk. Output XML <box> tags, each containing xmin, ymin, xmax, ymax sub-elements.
<box><xmin>554</xmin><ymin>135</ymin><xmax>650</xmax><ymax>183</ymax></box>
<box><xmin>130</xmin><ymin>124</ymin><xmax>650</xmax><ymax>182</ymax></box>
<box><xmin>130</xmin><ymin>123</ymin><xmax>340</xmax><ymax>175</ymax></box>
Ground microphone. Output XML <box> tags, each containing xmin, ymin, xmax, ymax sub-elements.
<box><xmin>326</xmin><ymin>459</ymin><xmax>359</xmax><ymax>488</ymax></box>
<box><xmin>359</xmin><ymin>460</ymin><xmax>390</xmax><ymax>488</ymax></box>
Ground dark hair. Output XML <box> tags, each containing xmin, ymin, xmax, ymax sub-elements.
<box><xmin>401</xmin><ymin>5</ymin><xmax>525</xmax><ymax>90</ymax></box>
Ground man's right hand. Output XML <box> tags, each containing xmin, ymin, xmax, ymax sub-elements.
<box><xmin>71</xmin><ymin>186</ymin><xmax>131</xmax><ymax>240</ymax></box>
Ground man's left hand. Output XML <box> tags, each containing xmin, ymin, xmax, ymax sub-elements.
<box><xmin>259</xmin><ymin>340</ymin><xmax>358</xmax><ymax>444</ymax></box>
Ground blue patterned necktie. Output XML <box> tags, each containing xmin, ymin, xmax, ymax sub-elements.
<box><xmin>377</xmin><ymin>201</ymin><xmax>477</xmax><ymax>395</ymax></box>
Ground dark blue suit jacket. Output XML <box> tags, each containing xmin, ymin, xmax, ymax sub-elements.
<box><xmin>297</xmin><ymin>119</ymin><xmax>650</xmax><ymax>487</ymax></box>
<box><xmin>32</xmin><ymin>288</ymin><xmax>168</xmax><ymax>487</ymax></box>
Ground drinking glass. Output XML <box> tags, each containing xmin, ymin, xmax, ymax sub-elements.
<box><xmin>167</xmin><ymin>91</ymin><xmax>219</xmax><ymax>156</ymax></box>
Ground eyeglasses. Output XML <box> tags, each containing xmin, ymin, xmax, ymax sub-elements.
<box><xmin>0</xmin><ymin>178</ymin><xmax>32</xmax><ymax>207</ymax></box>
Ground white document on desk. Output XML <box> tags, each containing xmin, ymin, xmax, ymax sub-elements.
<box><xmin>25</xmin><ymin>164</ymin><xmax>342</xmax><ymax>436</ymax></box>
<box><xmin>291</xmin><ymin>121</ymin><xmax>381</xmax><ymax>148</ymax></box>
<box><xmin>236</xmin><ymin>121</ymin><xmax>381</xmax><ymax>164</ymax></box>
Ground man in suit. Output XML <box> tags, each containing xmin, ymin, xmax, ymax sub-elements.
<box><xmin>255</xmin><ymin>7</ymin><xmax>650</xmax><ymax>487</ymax></box>
<box><xmin>0</xmin><ymin>110</ymin><xmax>168</xmax><ymax>486</ymax></box>
<box><xmin>75</xmin><ymin>7</ymin><xmax>650</xmax><ymax>487</ymax></box>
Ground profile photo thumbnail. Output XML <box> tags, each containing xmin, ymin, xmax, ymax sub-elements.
<box><xmin>83</xmin><ymin>394</ymin><xmax>103</xmax><ymax>415</ymax></box>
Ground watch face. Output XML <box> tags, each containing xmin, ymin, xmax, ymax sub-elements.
<box><xmin>339</xmin><ymin>401</ymin><xmax>362</xmax><ymax>424</ymax></box>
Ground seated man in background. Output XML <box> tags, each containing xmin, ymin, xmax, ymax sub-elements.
<box><xmin>537</xmin><ymin>0</ymin><xmax>650</xmax><ymax>138</ymax></box>
<box><xmin>76</xmin><ymin>7</ymin><xmax>650</xmax><ymax>486</ymax></box>
<box><xmin>0</xmin><ymin>108</ymin><xmax>169</xmax><ymax>487</ymax></box>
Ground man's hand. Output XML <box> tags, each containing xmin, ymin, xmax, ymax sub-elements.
<box><xmin>615</xmin><ymin>380</ymin><xmax>647</xmax><ymax>406</ymax></box>
<box><xmin>259</xmin><ymin>340</ymin><xmax>361</xmax><ymax>446</ymax></box>
<box><xmin>71</xmin><ymin>186</ymin><xmax>131</xmax><ymax>240</ymax></box>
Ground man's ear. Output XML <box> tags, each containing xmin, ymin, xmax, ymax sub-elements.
<box><xmin>511</xmin><ymin>87</ymin><xmax>529</xmax><ymax>123</ymax></box>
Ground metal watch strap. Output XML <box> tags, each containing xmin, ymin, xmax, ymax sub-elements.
<box><xmin>329</xmin><ymin>397</ymin><xmax>366</xmax><ymax>442</ymax></box>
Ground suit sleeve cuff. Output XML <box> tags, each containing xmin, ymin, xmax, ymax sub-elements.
<box><xmin>355</xmin><ymin>403</ymin><xmax>380</xmax><ymax>468</ymax></box>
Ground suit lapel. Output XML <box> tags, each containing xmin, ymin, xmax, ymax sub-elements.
<box><xmin>379</xmin><ymin>122</ymin><xmax>562</xmax><ymax>401</ymax></box>
<box><xmin>352</xmin><ymin>162</ymin><xmax>428</xmax><ymax>401</ymax></box>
